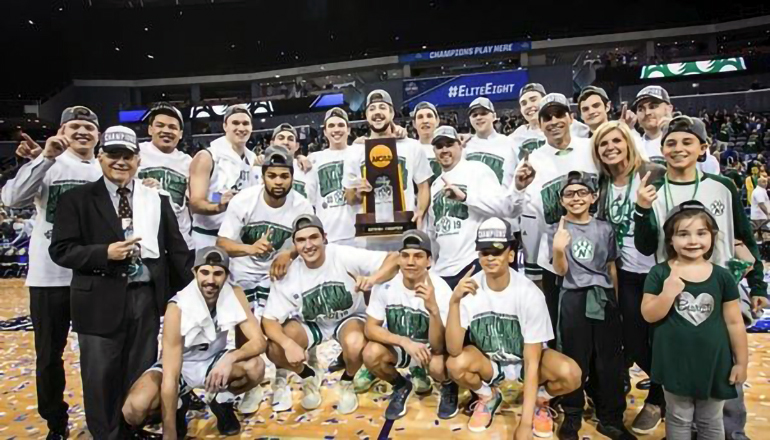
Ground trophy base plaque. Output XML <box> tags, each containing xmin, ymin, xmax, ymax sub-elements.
<box><xmin>355</xmin><ymin>211</ymin><xmax>416</xmax><ymax>237</ymax></box>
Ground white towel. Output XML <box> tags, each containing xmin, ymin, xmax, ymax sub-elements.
<box><xmin>175</xmin><ymin>280</ymin><xmax>247</xmax><ymax>349</ymax></box>
<box><xmin>131</xmin><ymin>179</ymin><xmax>161</xmax><ymax>260</ymax></box>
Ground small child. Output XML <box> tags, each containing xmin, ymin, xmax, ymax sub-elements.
<box><xmin>548</xmin><ymin>171</ymin><xmax>632</xmax><ymax>440</ymax></box>
<box><xmin>641</xmin><ymin>201</ymin><xmax>749</xmax><ymax>440</ymax></box>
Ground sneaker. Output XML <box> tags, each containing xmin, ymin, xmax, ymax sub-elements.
<box><xmin>46</xmin><ymin>428</ymin><xmax>70</xmax><ymax>440</ymax></box>
<box><xmin>437</xmin><ymin>382</ymin><xmax>459</xmax><ymax>419</ymax></box>
<box><xmin>207</xmin><ymin>400</ymin><xmax>241</xmax><ymax>436</ymax></box>
<box><xmin>597</xmin><ymin>422</ymin><xmax>637</xmax><ymax>440</ymax></box>
<box><xmin>467</xmin><ymin>388</ymin><xmax>503</xmax><ymax>433</ymax></box>
<box><xmin>557</xmin><ymin>414</ymin><xmax>581</xmax><ymax>440</ymax></box>
<box><xmin>410</xmin><ymin>367</ymin><xmax>432</xmax><ymax>395</ymax></box>
<box><xmin>463</xmin><ymin>390</ymin><xmax>479</xmax><ymax>415</ymax></box>
<box><xmin>533</xmin><ymin>405</ymin><xmax>558</xmax><ymax>438</ymax></box>
<box><xmin>338</xmin><ymin>380</ymin><xmax>359</xmax><ymax>414</ymax></box>
<box><xmin>187</xmin><ymin>392</ymin><xmax>206</xmax><ymax>412</ymax></box>
<box><xmin>353</xmin><ymin>367</ymin><xmax>379</xmax><ymax>393</ymax></box>
<box><xmin>272</xmin><ymin>373</ymin><xmax>293</xmax><ymax>412</ymax></box>
<box><xmin>300</xmin><ymin>369</ymin><xmax>323</xmax><ymax>410</ymax></box>
<box><xmin>385</xmin><ymin>379</ymin><xmax>413</xmax><ymax>420</ymax></box>
<box><xmin>176</xmin><ymin>393</ymin><xmax>190</xmax><ymax>439</ymax></box>
<box><xmin>631</xmin><ymin>403</ymin><xmax>662</xmax><ymax>435</ymax></box>
<box><xmin>238</xmin><ymin>386</ymin><xmax>263</xmax><ymax>415</ymax></box>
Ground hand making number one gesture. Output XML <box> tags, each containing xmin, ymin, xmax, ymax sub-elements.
<box><xmin>552</xmin><ymin>217</ymin><xmax>571</xmax><ymax>252</ymax></box>
<box><xmin>636</xmin><ymin>171</ymin><xmax>658</xmax><ymax>209</ymax></box>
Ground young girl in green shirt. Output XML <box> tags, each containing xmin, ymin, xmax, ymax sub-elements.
<box><xmin>641</xmin><ymin>201</ymin><xmax>748</xmax><ymax>440</ymax></box>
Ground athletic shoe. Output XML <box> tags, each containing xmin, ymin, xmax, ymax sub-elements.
<box><xmin>307</xmin><ymin>346</ymin><xmax>321</xmax><ymax>371</ymax></box>
<box><xmin>328</xmin><ymin>352</ymin><xmax>345</xmax><ymax>373</ymax></box>
<box><xmin>353</xmin><ymin>367</ymin><xmax>378</xmax><ymax>393</ymax></box>
<box><xmin>238</xmin><ymin>386</ymin><xmax>263</xmax><ymax>415</ymax></box>
<box><xmin>557</xmin><ymin>414</ymin><xmax>581</xmax><ymax>440</ymax></box>
<box><xmin>631</xmin><ymin>403</ymin><xmax>662</xmax><ymax>435</ymax></box>
<box><xmin>300</xmin><ymin>369</ymin><xmax>323</xmax><ymax>410</ymax></box>
<box><xmin>467</xmin><ymin>388</ymin><xmax>503</xmax><ymax>433</ymax></box>
<box><xmin>385</xmin><ymin>379</ymin><xmax>413</xmax><ymax>420</ymax></box>
<box><xmin>533</xmin><ymin>405</ymin><xmax>558</xmax><ymax>438</ymax></box>
<box><xmin>437</xmin><ymin>382</ymin><xmax>459</xmax><ymax>419</ymax></box>
<box><xmin>187</xmin><ymin>392</ymin><xmax>206</xmax><ymax>411</ymax></box>
<box><xmin>597</xmin><ymin>422</ymin><xmax>637</xmax><ymax>440</ymax></box>
<box><xmin>338</xmin><ymin>379</ymin><xmax>359</xmax><ymax>414</ymax></box>
<box><xmin>409</xmin><ymin>366</ymin><xmax>432</xmax><ymax>395</ymax></box>
<box><xmin>208</xmin><ymin>400</ymin><xmax>241</xmax><ymax>436</ymax></box>
<box><xmin>46</xmin><ymin>428</ymin><xmax>69</xmax><ymax>440</ymax></box>
<box><xmin>271</xmin><ymin>374</ymin><xmax>293</xmax><ymax>412</ymax></box>
<box><xmin>175</xmin><ymin>393</ymin><xmax>190</xmax><ymax>439</ymax></box>
<box><xmin>463</xmin><ymin>390</ymin><xmax>479</xmax><ymax>415</ymax></box>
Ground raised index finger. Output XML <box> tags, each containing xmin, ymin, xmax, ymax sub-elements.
<box><xmin>20</xmin><ymin>133</ymin><xmax>36</xmax><ymax>145</ymax></box>
<box><xmin>558</xmin><ymin>216</ymin><xmax>566</xmax><ymax>230</ymax></box>
<box><xmin>461</xmin><ymin>266</ymin><xmax>475</xmax><ymax>280</ymax></box>
<box><xmin>640</xmin><ymin>171</ymin><xmax>651</xmax><ymax>187</ymax></box>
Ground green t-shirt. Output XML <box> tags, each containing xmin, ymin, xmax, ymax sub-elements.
<box><xmin>644</xmin><ymin>262</ymin><xmax>740</xmax><ymax>400</ymax></box>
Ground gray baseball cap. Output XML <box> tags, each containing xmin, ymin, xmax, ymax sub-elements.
<box><xmin>101</xmin><ymin>126</ymin><xmax>139</xmax><ymax>154</ymax></box>
<box><xmin>560</xmin><ymin>171</ymin><xmax>597</xmax><ymax>195</ymax></box>
<box><xmin>662</xmin><ymin>115</ymin><xmax>709</xmax><ymax>144</ymax></box>
<box><xmin>292</xmin><ymin>213</ymin><xmax>325</xmax><ymax>239</ymax></box>
<box><xmin>61</xmin><ymin>106</ymin><xmax>100</xmax><ymax>128</ymax></box>
<box><xmin>366</xmin><ymin>89</ymin><xmax>394</xmax><ymax>108</ymax></box>
<box><xmin>632</xmin><ymin>85</ymin><xmax>671</xmax><ymax>110</ymax></box>
<box><xmin>146</xmin><ymin>102</ymin><xmax>184</xmax><ymax>130</ymax></box>
<box><xmin>272</xmin><ymin>123</ymin><xmax>298</xmax><ymax>140</ymax></box>
<box><xmin>324</xmin><ymin>107</ymin><xmax>349</xmax><ymax>124</ymax></box>
<box><xmin>401</xmin><ymin>229</ymin><xmax>432</xmax><ymax>255</ymax></box>
<box><xmin>577</xmin><ymin>86</ymin><xmax>609</xmax><ymax>105</ymax></box>
<box><xmin>193</xmin><ymin>246</ymin><xmax>230</xmax><ymax>272</ymax></box>
<box><xmin>262</xmin><ymin>145</ymin><xmax>294</xmax><ymax>170</ymax></box>
<box><xmin>468</xmin><ymin>97</ymin><xmax>495</xmax><ymax>114</ymax></box>
<box><xmin>475</xmin><ymin>218</ymin><xmax>515</xmax><ymax>251</ymax></box>
<box><xmin>538</xmin><ymin>93</ymin><xmax>571</xmax><ymax>117</ymax></box>
<box><xmin>223</xmin><ymin>104</ymin><xmax>251</xmax><ymax>123</ymax></box>
<box><xmin>411</xmin><ymin>101</ymin><xmax>438</xmax><ymax>119</ymax></box>
<box><xmin>431</xmin><ymin>126</ymin><xmax>460</xmax><ymax>145</ymax></box>
<box><xmin>519</xmin><ymin>83</ymin><xmax>547</xmax><ymax>99</ymax></box>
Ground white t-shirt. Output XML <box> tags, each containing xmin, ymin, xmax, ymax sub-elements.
<box><xmin>342</xmin><ymin>138</ymin><xmax>433</xmax><ymax>213</ymax></box>
<box><xmin>263</xmin><ymin>244</ymin><xmax>388</xmax><ymax>327</ymax></box>
<box><xmin>218</xmin><ymin>185</ymin><xmax>313</xmax><ymax>288</ymax></box>
<box><xmin>420</xmin><ymin>141</ymin><xmax>442</xmax><ymax>185</ymax></box>
<box><xmin>751</xmin><ymin>187</ymin><xmax>770</xmax><ymax>221</ymax></box>
<box><xmin>607</xmin><ymin>179</ymin><xmax>656</xmax><ymax>273</ymax></box>
<box><xmin>367</xmin><ymin>271</ymin><xmax>452</xmax><ymax>344</ymax></box>
<box><xmin>639</xmin><ymin>132</ymin><xmax>665</xmax><ymax>165</ymax></box>
<box><xmin>308</xmin><ymin>148</ymin><xmax>358</xmax><ymax>243</ymax></box>
<box><xmin>697</xmin><ymin>152</ymin><xmax>721</xmax><ymax>176</ymax></box>
<box><xmin>509</xmin><ymin>121</ymin><xmax>590</xmax><ymax>161</ymax></box>
<box><xmin>459</xmin><ymin>268</ymin><xmax>554</xmax><ymax>363</ymax></box>
<box><xmin>290</xmin><ymin>158</ymin><xmax>318</xmax><ymax>204</ymax></box>
<box><xmin>464</xmin><ymin>131</ymin><xmax>519</xmax><ymax>188</ymax></box>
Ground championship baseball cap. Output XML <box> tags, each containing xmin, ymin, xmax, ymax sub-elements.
<box><xmin>324</xmin><ymin>107</ymin><xmax>349</xmax><ymax>124</ymax></box>
<box><xmin>632</xmin><ymin>85</ymin><xmax>671</xmax><ymax>110</ymax></box>
<box><xmin>223</xmin><ymin>104</ymin><xmax>252</xmax><ymax>123</ymax></box>
<box><xmin>60</xmin><ymin>106</ymin><xmax>99</xmax><ymax>128</ymax></box>
<box><xmin>431</xmin><ymin>125</ymin><xmax>460</xmax><ymax>145</ymax></box>
<box><xmin>262</xmin><ymin>145</ymin><xmax>294</xmax><ymax>171</ymax></box>
<box><xmin>272</xmin><ymin>123</ymin><xmax>298</xmax><ymax>140</ymax></box>
<box><xmin>475</xmin><ymin>218</ymin><xmax>515</xmax><ymax>251</ymax></box>
<box><xmin>145</xmin><ymin>102</ymin><xmax>184</xmax><ymax>130</ymax></box>
<box><xmin>662</xmin><ymin>200</ymin><xmax>719</xmax><ymax>232</ymax></box>
<box><xmin>577</xmin><ymin>86</ymin><xmax>609</xmax><ymax>105</ymax></box>
<box><xmin>101</xmin><ymin>126</ymin><xmax>139</xmax><ymax>154</ymax></box>
<box><xmin>411</xmin><ymin>101</ymin><xmax>438</xmax><ymax>119</ymax></box>
<box><xmin>366</xmin><ymin>89</ymin><xmax>394</xmax><ymax>108</ymax></box>
<box><xmin>292</xmin><ymin>214</ymin><xmax>325</xmax><ymax>239</ymax></box>
<box><xmin>560</xmin><ymin>171</ymin><xmax>597</xmax><ymax>195</ymax></box>
<box><xmin>662</xmin><ymin>115</ymin><xmax>709</xmax><ymax>144</ymax></box>
<box><xmin>519</xmin><ymin>83</ymin><xmax>547</xmax><ymax>99</ymax></box>
<box><xmin>468</xmin><ymin>97</ymin><xmax>495</xmax><ymax>114</ymax></box>
<box><xmin>193</xmin><ymin>246</ymin><xmax>230</xmax><ymax>272</ymax></box>
<box><xmin>401</xmin><ymin>230</ymin><xmax>432</xmax><ymax>255</ymax></box>
<box><xmin>538</xmin><ymin>93</ymin><xmax>571</xmax><ymax>117</ymax></box>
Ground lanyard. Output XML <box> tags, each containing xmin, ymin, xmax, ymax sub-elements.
<box><xmin>606</xmin><ymin>172</ymin><xmax>634</xmax><ymax>247</ymax></box>
<box><xmin>664</xmin><ymin>170</ymin><xmax>700</xmax><ymax>212</ymax></box>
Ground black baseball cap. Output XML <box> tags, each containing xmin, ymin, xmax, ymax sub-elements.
<box><xmin>292</xmin><ymin>214</ymin><xmax>325</xmax><ymax>239</ymax></box>
<box><xmin>476</xmin><ymin>218</ymin><xmax>515</xmax><ymax>251</ymax></box>
<box><xmin>662</xmin><ymin>115</ymin><xmax>709</xmax><ymax>144</ymax></box>
<box><xmin>560</xmin><ymin>171</ymin><xmax>597</xmax><ymax>195</ymax></box>
<box><xmin>193</xmin><ymin>246</ymin><xmax>230</xmax><ymax>272</ymax></box>
<box><xmin>401</xmin><ymin>230</ymin><xmax>432</xmax><ymax>255</ymax></box>
<box><xmin>61</xmin><ymin>106</ymin><xmax>100</xmax><ymax>128</ymax></box>
<box><xmin>145</xmin><ymin>102</ymin><xmax>184</xmax><ymax>130</ymax></box>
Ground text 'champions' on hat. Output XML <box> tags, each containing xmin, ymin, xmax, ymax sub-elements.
<box><xmin>475</xmin><ymin>218</ymin><xmax>514</xmax><ymax>251</ymax></box>
<box><xmin>101</xmin><ymin>126</ymin><xmax>139</xmax><ymax>154</ymax></box>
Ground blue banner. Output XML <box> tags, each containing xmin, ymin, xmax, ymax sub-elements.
<box><xmin>403</xmin><ymin>70</ymin><xmax>530</xmax><ymax>109</ymax></box>
<box><xmin>399</xmin><ymin>42</ymin><xmax>531</xmax><ymax>63</ymax></box>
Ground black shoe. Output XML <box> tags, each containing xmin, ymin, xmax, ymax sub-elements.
<box><xmin>624</xmin><ymin>373</ymin><xmax>632</xmax><ymax>396</ymax></box>
<box><xmin>328</xmin><ymin>352</ymin><xmax>345</xmax><ymax>373</ymax></box>
<box><xmin>437</xmin><ymin>382</ymin><xmax>459</xmax><ymax>419</ymax></box>
<box><xmin>557</xmin><ymin>415</ymin><xmax>581</xmax><ymax>440</ymax></box>
<box><xmin>176</xmin><ymin>394</ymin><xmax>190</xmax><ymax>439</ymax></box>
<box><xmin>208</xmin><ymin>399</ymin><xmax>241</xmax><ymax>436</ymax></box>
<box><xmin>129</xmin><ymin>429</ymin><xmax>162</xmax><ymax>440</ymax></box>
<box><xmin>46</xmin><ymin>427</ymin><xmax>69</xmax><ymax>440</ymax></box>
<box><xmin>636</xmin><ymin>378</ymin><xmax>651</xmax><ymax>390</ymax></box>
<box><xmin>597</xmin><ymin>422</ymin><xmax>637</xmax><ymax>440</ymax></box>
<box><xmin>187</xmin><ymin>392</ymin><xmax>207</xmax><ymax>411</ymax></box>
<box><xmin>385</xmin><ymin>379</ymin><xmax>413</xmax><ymax>420</ymax></box>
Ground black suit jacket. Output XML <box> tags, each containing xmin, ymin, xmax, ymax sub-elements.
<box><xmin>49</xmin><ymin>177</ymin><xmax>193</xmax><ymax>335</ymax></box>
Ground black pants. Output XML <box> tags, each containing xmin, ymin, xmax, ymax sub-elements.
<box><xmin>618</xmin><ymin>269</ymin><xmax>665</xmax><ymax>408</ymax></box>
<box><xmin>541</xmin><ymin>269</ymin><xmax>560</xmax><ymax>343</ymax></box>
<box><xmin>79</xmin><ymin>284</ymin><xmax>160</xmax><ymax>440</ymax></box>
<box><xmin>440</xmin><ymin>259</ymin><xmax>482</xmax><ymax>291</ymax></box>
<box><xmin>29</xmin><ymin>286</ymin><xmax>71</xmax><ymax>432</ymax></box>
<box><xmin>558</xmin><ymin>288</ymin><xmax>627</xmax><ymax>425</ymax></box>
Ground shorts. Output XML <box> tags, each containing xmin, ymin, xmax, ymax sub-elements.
<box><xmin>393</xmin><ymin>345</ymin><xmax>423</xmax><ymax>369</ymax></box>
<box><xmin>488</xmin><ymin>359</ymin><xmax>523</xmax><ymax>387</ymax></box>
<box><xmin>519</xmin><ymin>214</ymin><xmax>542</xmax><ymax>281</ymax></box>
<box><xmin>301</xmin><ymin>314</ymin><xmax>366</xmax><ymax>349</ymax></box>
<box><xmin>146</xmin><ymin>349</ymin><xmax>230</xmax><ymax>395</ymax></box>
<box><xmin>243</xmin><ymin>284</ymin><xmax>270</xmax><ymax>318</ymax></box>
<box><xmin>192</xmin><ymin>228</ymin><xmax>219</xmax><ymax>250</ymax></box>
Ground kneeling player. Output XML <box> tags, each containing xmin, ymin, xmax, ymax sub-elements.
<box><xmin>122</xmin><ymin>248</ymin><xmax>266</xmax><ymax>438</ymax></box>
<box><xmin>445</xmin><ymin>219</ymin><xmax>581</xmax><ymax>436</ymax></box>
<box><xmin>262</xmin><ymin>214</ymin><xmax>399</xmax><ymax>414</ymax></box>
<box><xmin>363</xmin><ymin>230</ymin><xmax>456</xmax><ymax>420</ymax></box>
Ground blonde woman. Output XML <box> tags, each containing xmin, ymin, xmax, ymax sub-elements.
<box><xmin>592</xmin><ymin>121</ymin><xmax>666</xmax><ymax>435</ymax></box>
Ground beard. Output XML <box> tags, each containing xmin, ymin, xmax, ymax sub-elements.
<box><xmin>369</xmin><ymin>118</ymin><xmax>391</xmax><ymax>134</ymax></box>
<box><xmin>198</xmin><ymin>281</ymin><xmax>223</xmax><ymax>295</ymax></box>
<box><xmin>266</xmin><ymin>185</ymin><xmax>289</xmax><ymax>199</ymax></box>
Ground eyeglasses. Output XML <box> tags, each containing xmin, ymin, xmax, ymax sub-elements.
<box><xmin>562</xmin><ymin>189</ymin><xmax>592</xmax><ymax>199</ymax></box>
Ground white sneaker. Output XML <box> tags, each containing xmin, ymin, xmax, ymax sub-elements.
<box><xmin>337</xmin><ymin>380</ymin><xmax>358</xmax><ymax>414</ymax></box>
<box><xmin>271</xmin><ymin>372</ymin><xmax>293</xmax><ymax>412</ymax></box>
<box><xmin>301</xmin><ymin>368</ymin><xmax>323</xmax><ymax>410</ymax></box>
<box><xmin>238</xmin><ymin>386</ymin><xmax>263</xmax><ymax>414</ymax></box>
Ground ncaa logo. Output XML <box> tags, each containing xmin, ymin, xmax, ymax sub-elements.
<box><xmin>710</xmin><ymin>201</ymin><xmax>725</xmax><ymax>216</ymax></box>
<box><xmin>571</xmin><ymin>237</ymin><xmax>594</xmax><ymax>261</ymax></box>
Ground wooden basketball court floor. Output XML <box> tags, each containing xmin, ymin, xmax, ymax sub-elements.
<box><xmin>2</xmin><ymin>278</ymin><xmax>770</xmax><ymax>439</ymax></box>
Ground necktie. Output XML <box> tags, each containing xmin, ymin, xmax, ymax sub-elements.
<box><xmin>117</xmin><ymin>187</ymin><xmax>132</xmax><ymax>219</ymax></box>
<box><xmin>117</xmin><ymin>187</ymin><xmax>142</xmax><ymax>277</ymax></box>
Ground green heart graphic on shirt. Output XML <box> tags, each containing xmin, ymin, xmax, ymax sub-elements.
<box><xmin>675</xmin><ymin>291</ymin><xmax>714</xmax><ymax>326</ymax></box>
